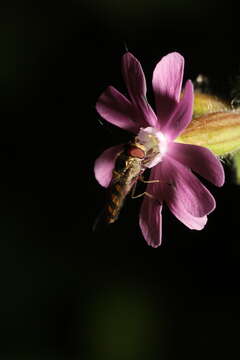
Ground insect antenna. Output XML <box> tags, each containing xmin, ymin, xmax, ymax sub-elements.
<box><xmin>124</xmin><ymin>41</ymin><xmax>129</xmax><ymax>52</ymax></box>
<box><xmin>97</xmin><ymin>117</ymin><xmax>104</xmax><ymax>127</ymax></box>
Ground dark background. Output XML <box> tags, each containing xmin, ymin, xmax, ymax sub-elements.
<box><xmin>0</xmin><ymin>1</ymin><xmax>239</xmax><ymax>359</ymax></box>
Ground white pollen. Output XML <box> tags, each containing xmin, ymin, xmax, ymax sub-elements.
<box><xmin>136</xmin><ymin>127</ymin><xmax>168</xmax><ymax>168</ymax></box>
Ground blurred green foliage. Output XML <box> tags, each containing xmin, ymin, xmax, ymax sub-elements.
<box><xmin>84</xmin><ymin>286</ymin><xmax>166</xmax><ymax>360</ymax></box>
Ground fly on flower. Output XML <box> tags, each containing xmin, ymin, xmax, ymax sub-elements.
<box><xmin>94</xmin><ymin>52</ymin><xmax>225</xmax><ymax>247</ymax></box>
<box><xmin>103</xmin><ymin>128</ymin><xmax>167</xmax><ymax>224</ymax></box>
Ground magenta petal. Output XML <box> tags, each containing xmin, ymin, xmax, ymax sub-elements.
<box><xmin>153</xmin><ymin>156</ymin><xmax>216</xmax><ymax>217</ymax></box>
<box><xmin>96</xmin><ymin>86</ymin><xmax>139</xmax><ymax>133</ymax></box>
<box><xmin>139</xmin><ymin>166</ymin><xmax>164</xmax><ymax>247</ymax></box>
<box><xmin>145</xmin><ymin>162</ymin><xmax>208</xmax><ymax>230</ymax></box>
<box><xmin>122</xmin><ymin>52</ymin><xmax>147</xmax><ymax>102</ymax></box>
<box><xmin>94</xmin><ymin>144</ymin><xmax>124</xmax><ymax>188</ymax></box>
<box><xmin>162</xmin><ymin>80</ymin><xmax>194</xmax><ymax>140</ymax></box>
<box><xmin>139</xmin><ymin>196</ymin><xmax>162</xmax><ymax>248</ymax></box>
<box><xmin>152</xmin><ymin>52</ymin><xmax>184</xmax><ymax>126</ymax></box>
<box><xmin>168</xmin><ymin>143</ymin><xmax>225</xmax><ymax>187</ymax></box>
<box><xmin>168</xmin><ymin>200</ymin><xmax>208</xmax><ymax>230</ymax></box>
<box><xmin>122</xmin><ymin>52</ymin><xmax>158</xmax><ymax>128</ymax></box>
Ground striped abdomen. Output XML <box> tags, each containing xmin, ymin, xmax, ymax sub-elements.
<box><xmin>105</xmin><ymin>182</ymin><xmax>129</xmax><ymax>224</ymax></box>
<box><xmin>104</xmin><ymin>141</ymin><xmax>146</xmax><ymax>224</ymax></box>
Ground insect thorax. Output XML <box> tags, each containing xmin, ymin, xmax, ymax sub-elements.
<box><xmin>113</xmin><ymin>144</ymin><xmax>144</xmax><ymax>186</ymax></box>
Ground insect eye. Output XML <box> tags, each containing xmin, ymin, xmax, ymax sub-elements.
<box><xmin>128</xmin><ymin>146</ymin><xmax>145</xmax><ymax>159</ymax></box>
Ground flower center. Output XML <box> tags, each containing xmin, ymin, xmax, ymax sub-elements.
<box><xmin>135</xmin><ymin>127</ymin><xmax>168</xmax><ymax>168</ymax></box>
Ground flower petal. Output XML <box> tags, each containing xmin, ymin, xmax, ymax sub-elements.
<box><xmin>122</xmin><ymin>52</ymin><xmax>147</xmax><ymax>102</ymax></box>
<box><xmin>144</xmin><ymin>164</ymin><xmax>208</xmax><ymax>231</ymax></box>
<box><xmin>167</xmin><ymin>199</ymin><xmax>208</xmax><ymax>230</ymax></box>
<box><xmin>168</xmin><ymin>143</ymin><xmax>225</xmax><ymax>187</ymax></box>
<box><xmin>94</xmin><ymin>144</ymin><xmax>124</xmax><ymax>187</ymax></box>
<box><xmin>139</xmin><ymin>196</ymin><xmax>162</xmax><ymax>248</ymax></box>
<box><xmin>96</xmin><ymin>86</ymin><xmax>139</xmax><ymax>133</ymax></box>
<box><xmin>139</xmin><ymin>165</ymin><xmax>164</xmax><ymax>247</ymax></box>
<box><xmin>122</xmin><ymin>52</ymin><xmax>158</xmax><ymax>128</ymax></box>
<box><xmin>162</xmin><ymin>80</ymin><xmax>194</xmax><ymax>140</ymax></box>
<box><xmin>153</xmin><ymin>156</ymin><xmax>216</xmax><ymax>217</ymax></box>
<box><xmin>152</xmin><ymin>52</ymin><xmax>184</xmax><ymax>126</ymax></box>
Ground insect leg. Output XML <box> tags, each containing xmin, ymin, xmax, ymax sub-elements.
<box><xmin>130</xmin><ymin>178</ymin><xmax>152</xmax><ymax>199</ymax></box>
<box><xmin>139</xmin><ymin>175</ymin><xmax>172</xmax><ymax>186</ymax></box>
<box><xmin>131</xmin><ymin>190</ymin><xmax>154</xmax><ymax>199</ymax></box>
<box><xmin>139</xmin><ymin>175</ymin><xmax>160</xmax><ymax>184</ymax></box>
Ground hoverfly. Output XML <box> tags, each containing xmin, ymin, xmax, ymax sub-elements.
<box><xmin>92</xmin><ymin>135</ymin><xmax>161</xmax><ymax>230</ymax></box>
<box><xmin>105</xmin><ymin>137</ymin><xmax>161</xmax><ymax>224</ymax></box>
<box><xmin>105</xmin><ymin>141</ymin><xmax>147</xmax><ymax>224</ymax></box>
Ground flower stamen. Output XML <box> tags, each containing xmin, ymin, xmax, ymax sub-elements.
<box><xmin>135</xmin><ymin>127</ymin><xmax>168</xmax><ymax>168</ymax></box>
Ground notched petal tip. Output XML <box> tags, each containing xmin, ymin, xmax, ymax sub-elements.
<box><xmin>96</xmin><ymin>86</ymin><xmax>138</xmax><ymax>133</ymax></box>
<box><xmin>152</xmin><ymin>52</ymin><xmax>185</xmax><ymax>129</ymax></box>
<box><xmin>168</xmin><ymin>143</ymin><xmax>225</xmax><ymax>187</ymax></box>
<box><xmin>160</xmin><ymin>156</ymin><xmax>217</xmax><ymax>218</ymax></box>
<box><xmin>121</xmin><ymin>50</ymin><xmax>147</xmax><ymax>102</ymax></box>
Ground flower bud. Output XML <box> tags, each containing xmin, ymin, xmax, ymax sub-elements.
<box><xmin>177</xmin><ymin>111</ymin><xmax>240</xmax><ymax>156</ymax></box>
<box><xmin>233</xmin><ymin>151</ymin><xmax>240</xmax><ymax>184</ymax></box>
<box><xmin>193</xmin><ymin>92</ymin><xmax>230</xmax><ymax>117</ymax></box>
<box><xmin>177</xmin><ymin>92</ymin><xmax>240</xmax><ymax>156</ymax></box>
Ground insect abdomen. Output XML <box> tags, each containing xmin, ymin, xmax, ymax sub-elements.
<box><xmin>105</xmin><ymin>182</ymin><xmax>127</xmax><ymax>224</ymax></box>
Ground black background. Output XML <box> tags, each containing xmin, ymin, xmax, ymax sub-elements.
<box><xmin>0</xmin><ymin>1</ymin><xmax>240</xmax><ymax>359</ymax></box>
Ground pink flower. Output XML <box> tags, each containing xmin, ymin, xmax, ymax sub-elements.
<box><xmin>94</xmin><ymin>52</ymin><xmax>225</xmax><ymax>247</ymax></box>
